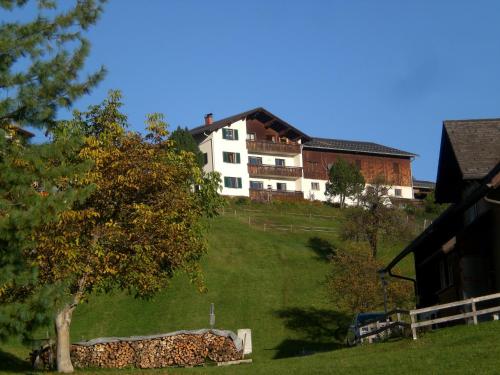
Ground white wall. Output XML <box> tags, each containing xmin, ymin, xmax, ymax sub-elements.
<box><xmin>249</xmin><ymin>178</ymin><xmax>302</xmax><ymax>191</ymax></box>
<box><xmin>199</xmin><ymin>134</ymin><xmax>214</xmax><ymax>174</ymax></box>
<box><xmin>247</xmin><ymin>153</ymin><xmax>300</xmax><ymax>167</ymax></box>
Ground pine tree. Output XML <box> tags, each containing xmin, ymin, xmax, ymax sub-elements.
<box><xmin>0</xmin><ymin>0</ymin><xmax>106</xmax><ymax>129</ymax></box>
<box><xmin>169</xmin><ymin>126</ymin><xmax>204</xmax><ymax>167</ymax></box>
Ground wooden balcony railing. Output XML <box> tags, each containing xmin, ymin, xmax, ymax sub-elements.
<box><xmin>248</xmin><ymin>164</ymin><xmax>302</xmax><ymax>179</ymax></box>
<box><xmin>249</xmin><ymin>188</ymin><xmax>304</xmax><ymax>202</ymax></box>
<box><xmin>246</xmin><ymin>140</ymin><xmax>301</xmax><ymax>155</ymax></box>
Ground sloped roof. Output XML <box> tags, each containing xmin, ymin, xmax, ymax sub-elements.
<box><xmin>413</xmin><ymin>179</ymin><xmax>436</xmax><ymax>189</ymax></box>
<box><xmin>436</xmin><ymin>119</ymin><xmax>500</xmax><ymax>202</ymax></box>
<box><xmin>303</xmin><ymin>137</ymin><xmax>416</xmax><ymax>158</ymax></box>
<box><xmin>189</xmin><ymin>107</ymin><xmax>310</xmax><ymax>141</ymax></box>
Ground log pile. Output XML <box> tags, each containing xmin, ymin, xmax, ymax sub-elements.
<box><xmin>31</xmin><ymin>330</ymin><xmax>243</xmax><ymax>369</ymax></box>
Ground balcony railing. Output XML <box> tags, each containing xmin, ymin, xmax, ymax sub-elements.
<box><xmin>249</xmin><ymin>188</ymin><xmax>304</xmax><ymax>202</ymax></box>
<box><xmin>246</xmin><ymin>140</ymin><xmax>301</xmax><ymax>155</ymax></box>
<box><xmin>248</xmin><ymin>164</ymin><xmax>302</xmax><ymax>179</ymax></box>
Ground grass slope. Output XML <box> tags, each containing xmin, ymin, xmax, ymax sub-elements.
<box><xmin>1</xmin><ymin>202</ymin><xmax>425</xmax><ymax>373</ymax></box>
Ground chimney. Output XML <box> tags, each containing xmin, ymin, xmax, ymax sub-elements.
<box><xmin>204</xmin><ymin>113</ymin><xmax>213</xmax><ymax>125</ymax></box>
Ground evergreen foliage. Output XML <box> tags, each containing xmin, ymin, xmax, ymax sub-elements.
<box><xmin>169</xmin><ymin>126</ymin><xmax>204</xmax><ymax>167</ymax></box>
<box><xmin>0</xmin><ymin>0</ymin><xmax>106</xmax><ymax>129</ymax></box>
<box><xmin>325</xmin><ymin>158</ymin><xmax>365</xmax><ymax>208</ymax></box>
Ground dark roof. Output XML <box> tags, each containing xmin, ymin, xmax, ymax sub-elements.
<box><xmin>436</xmin><ymin>119</ymin><xmax>500</xmax><ymax>202</ymax></box>
<box><xmin>413</xmin><ymin>179</ymin><xmax>436</xmax><ymax>189</ymax></box>
<box><xmin>189</xmin><ymin>107</ymin><xmax>310</xmax><ymax>141</ymax></box>
<box><xmin>303</xmin><ymin>137</ymin><xmax>416</xmax><ymax>158</ymax></box>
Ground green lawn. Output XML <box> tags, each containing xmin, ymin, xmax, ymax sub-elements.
<box><xmin>1</xmin><ymin>201</ymin><xmax>433</xmax><ymax>374</ymax></box>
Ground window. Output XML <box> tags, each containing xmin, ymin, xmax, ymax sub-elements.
<box><xmin>279</xmin><ymin>137</ymin><xmax>288</xmax><ymax>144</ymax></box>
<box><xmin>203</xmin><ymin>153</ymin><xmax>208</xmax><ymax>165</ymax></box>
<box><xmin>223</xmin><ymin>151</ymin><xmax>241</xmax><ymax>164</ymax></box>
<box><xmin>311</xmin><ymin>182</ymin><xmax>320</xmax><ymax>191</ymax></box>
<box><xmin>248</xmin><ymin>156</ymin><xmax>262</xmax><ymax>165</ymax></box>
<box><xmin>247</xmin><ymin>133</ymin><xmax>256</xmax><ymax>141</ymax></box>
<box><xmin>275</xmin><ymin>158</ymin><xmax>285</xmax><ymax>167</ymax></box>
<box><xmin>276</xmin><ymin>182</ymin><xmax>287</xmax><ymax>191</ymax></box>
<box><xmin>355</xmin><ymin>160</ymin><xmax>361</xmax><ymax>170</ymax></box>
<box><xmin>224</xmin><ymin>177</ymin><xmax>242</xmax><ymax>189</ymax></box>
<box><xmin>394</xmin><ymin>188</ymin><xmax>402</xmax><ymax>197</ymax></box>
<box><xmin>250</xmin><ymin>181</ymin><xmax>264</xmax><ymax>190</ymax></box>
<box><xmin>222</xmin><ymin>128</ymin><xmax>239</xmax><ymax>140</ymax></box>
<box><xmin>266</xmin><ymin>135</ymin><xmax>276</xmax><ymax>143</ymax></box>
<box><xmin>393</xmin><ymin>162</ymin><xmax>400</xmax><ymax>174</ymax></box>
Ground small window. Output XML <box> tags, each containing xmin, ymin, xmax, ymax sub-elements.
<box><xmin>248</xmin><ymin>156</ymin><xmax>262</xmax><ymax>165</ymax></box>
<box><xmin>393</xmin><ymin>162</ymin><xmax>400</xmax><ymax>174</ymax></box>
<box><xmin>279</xmin><ymin>137</ymin><xmax>288</xmax><ymax>144</ymax></box>
<box><xmin>394</xmin><ymin>188</ymin><xmax>402</xmax><ymax>197</ymax></box>
<box><xmin>203</xmin><ymin>153</ymin><xmax>208</xmax><ymax>165</ymax></box>
<box><xmin>276</xmin><ymin>182</ymin><xmax>287</xmax><ymax>191</ymax></box>
<box><xmin>223</xmin><ymin>151</ymin><xmax>241</xmax><ymax>164</ymax></box>
<box><xmin>355</xmin><ymin>160</ymin><xmax>361</xmax><ymax>169</ymax></box>
<box><xmin>266</xmin><ymin>135</ymin><xmax>276</xmax><ymax>143</ymax></box>
<box><xmin>247</xmin><ymin>133</ymin><xmax>256</xmax><ymax>141</ymax></box>
<box><xmin>222</xmin><ymin>128</ymin><xmax>239</xmax><ymax>140</ymax></box>
<box><xmin>275</xmin><ymin>158</ymin><xmax>285</xmax><ymax>167</ymax></box>
<box><xmin>250</xmin><ymin>181</ymin><xmax>264</xmax><ymax>190</ymax></box>
<box><xmin>311</xmin><ymin>182</ymin><xmax>320</xmax><ymax>191</ymax></box>
<box><xmin>224</xmin><ymin>177</ymin><xmax>242</xmax><ymax>189</ymax></box>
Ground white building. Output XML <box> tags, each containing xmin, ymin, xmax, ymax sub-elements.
<box><xmin>190</xmin><ymin>108</ymin><xmax>416</xmax><ymax>203</ymax></box>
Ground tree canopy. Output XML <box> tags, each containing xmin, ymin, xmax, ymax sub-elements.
<box><xmin>325</xmin><ymin>158</ymin><xmax>365</xmax><ymax>208</ymax></box>
<box><xmin>169</xmin><ymin>126</ymin><xmax>204</xmax><ymax>167</ymax></box>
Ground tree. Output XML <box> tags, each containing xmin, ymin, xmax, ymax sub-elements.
<box><xmin>169</xmin><ymin>126</ymin><xmax>204</xmax><ymax>167</ymax></box>
<box><xmin>325</xmin><ymin>158</ymin><xmax>365</xmax><ymax>208</ymax></box>
<box><xmin>342</xmin><ymin>176</ymin><xmax>411</xmax><ymax>258</ymax></box>
<box><xmin>327</xmin><ymin>242</ymin><xmax>412</xmax><ymax>313</ymax></box>
<box><xmin>0</xmin><ymin>0</ymin><xmax>106</xmax><ymax>129</ymax></box>
<box><xmin>29</xmin><ymin>92</ymin><xmax>224</xmax><ymax>372</ymax></box>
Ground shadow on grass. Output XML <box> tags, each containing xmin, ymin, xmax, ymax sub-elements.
<box><xmin>307</xmin><ymin>237</ymin><xmax>336</xmax><ymax>262</ymax></box>
<box><xmin>272</xmin><ymin>307</ymin><xmax>350</xmax><ymax>359</ymax></box>
<box><xmin>0</xmin><ymin>349</ymin><xmax>32</xmax><ymax>373</ymax></box>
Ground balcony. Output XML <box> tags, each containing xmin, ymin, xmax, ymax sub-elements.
<box><xmin>249</xmin><ymin>188</ymin><xmax>304</xmax><ymax>202</ymax></box>
<box><xmin>246</xmin><ymin>140</ymin><xmax>301</xmax><ymax>155</ymax></box>
<box><xmin>248</xmin><ymin>164</ymin><xmax>302</xmax><ymax>179</ymax></box>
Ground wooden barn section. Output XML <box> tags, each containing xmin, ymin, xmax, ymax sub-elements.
<box><xmin>382</xmin><ymin>119</ymin><xmax>500</xmax><ymax>309</ymax></box>
<box><xmin>302</xmin><ymin>138</ymin><xmax>415</xmax><ymax>186</ymax></box>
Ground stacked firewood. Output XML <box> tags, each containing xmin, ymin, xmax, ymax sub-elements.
<box><xmin>32</xmin><ymin>331</ymin><xmax>243</xmax><ymax>369</ymax></box>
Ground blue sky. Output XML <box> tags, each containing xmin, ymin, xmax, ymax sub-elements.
<box><xmin>17</xmin><ymin>1</ymin><xmax>500</xmax><ymax>180</ymax></box>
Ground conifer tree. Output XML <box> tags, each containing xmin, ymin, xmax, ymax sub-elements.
<box><xmin>169</xmin><ymin>126</ymin><xmax>204</xmax><ymax>167</ymax></box>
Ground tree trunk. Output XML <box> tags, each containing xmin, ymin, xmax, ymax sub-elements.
<box><xmin>55</xmin><ymin>304</ymin><xmax>75</xmax><ymax>373</ymax></box>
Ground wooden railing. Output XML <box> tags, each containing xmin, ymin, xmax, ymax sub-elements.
<box><xmin>247</xmin><ymin>164</ymin><xmax>302</xmax><ymax>178</ymax></box>
<box><xmin>246</xmin><ymin>140</ymin><xmax>301</xmax><ymax>155</ymax></box>
<box><xmin>249</xmin><ymin>188</ymin><xmax>304</xmax><ymax>202</ymax></box>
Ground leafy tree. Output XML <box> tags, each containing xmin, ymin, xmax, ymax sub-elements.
<box><xmin>342</xmin><ymin>176</ymin><xmax>411</xmax><ymax>258</ymax></box>
<box><xmin>423</xmin><ymin>191</ymin><xmax>447</xmax><ymax>215</ymax></box>
<box><xmin>28</xmin><ymin>92</ymin><xmax>224</xmax><ymax>372</ymax></box>
<box><xmin>325</xmin><ymin>158</ymin><xmax>365</xmax><ymax>208</ymax></box>
<box><xmin>327</xmin><ymin>242</ymin><xmax>412</xmax><ymax>313</ymax></box>
<box><xmin>169</xmin><ymin>126</ymin><xmax>204</xmax><ymax>167</ymax></box>
<box><xmin>0</xmin><ymin>0</ymin><xmax>106</xmax><ymax>129</ymax></box>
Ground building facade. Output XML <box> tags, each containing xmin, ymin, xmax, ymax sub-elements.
<box><xmin>190</xmin><ymin>108</ymin><xmax>416</xmax><ymax>203</ymax></box>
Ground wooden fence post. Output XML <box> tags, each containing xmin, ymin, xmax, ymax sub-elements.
<box><xmin>264</xmin><ymin>223</ymin><xmax>266</xmax><ymax>232</ymax></box>
<box><xmin>290</xmin><ymin>224</ymin><xmax>293</xmax><ymax>232</ymax></box>
<box><xmin>410</xmin><ymin>313</ymin><xmax>417</xmax><ymax>340</ymax></box>
<box><xmin>472</xmin><ymin>299</ymin><xmax>478</xmax><ymax>325</ymax></box>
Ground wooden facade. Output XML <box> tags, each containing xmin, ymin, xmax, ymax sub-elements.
<box><xmin>246</xmin><ymin>140</ymin><xmax>301</xmax><ymax>155</ymax></box>
<box><xmin>302</xmin><ymin>149</ymin><xmax>412</xmax><ymax>186</ymax></box>
<box><xmin>247</xmin><ymin>164</ymin><xmax>302</xmax><ymax>179</ymax></box>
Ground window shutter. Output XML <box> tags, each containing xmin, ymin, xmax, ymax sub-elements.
<box><xmin>222</xmin><ymin>128</ymin><xmax>228</xmax><ymax>139</ymax></box>
<box><xmin>223</xmin><ymin>152</ymin><xmax>228</xmax><ymax>162</ymax></box>
<box><xmin>234</xmin><ymin>130</ymin><xmax>239</xmax><ymax>140</ymax></box>
<box><xmin>236</xmin><ymin>153</ymin><xmax>241</xmax><ymax>164</ymax></box>
<box><xmin>224</xmin><ymin>177</ymin><xmax>230</xmax><ymax>188</ymax></box>
<box><xmin>237</xmin><ymin>178</ymin><xmax>242</xmax><ymax>188</ymax></box>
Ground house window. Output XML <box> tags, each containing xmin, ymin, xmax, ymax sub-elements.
<box><xmin>250</xmin><ymin>180</ymin><xmax>264</xmax><ymax>190</ymax></box>
<box><xmin>248</xmin><ymin>156</ymin><xmax>262</xmax><ymax>165</ymax></box>
<box><xmin>355</xmin><ymin>160</ymin><xmax>361</xmax><ymax>170</ymax></box>
<box><xmin>275</xmin><ymin>158</ymin><xmax>285</xmax><ymax>167</ymax></box>
<box><xmin>224</xmin><ymin>177</ymin><xmax>242</xmax><ymax>189</ymax></box>
<box><xmin>247</xmin><ymin>133</ymin><xmax>256</xmax><ymax>141</ymax></box>
<box><xmin>222</xmin><ymin>128</ymin><xmax>239</xmax><ymax>140</ymax></box>
<box><xmin>393</xmin><ymin>162</ymin><xmax>400</xmax><ymax>174</ymax></box>
<box><xmin>394</xmin><ymin>188</ymin><xmax>402</xmax><ymax>197</ymax></box>
<box><xmin>223</xmin><ymin>151</ymin><xmax>241</xmax><ymax>164</ymax></box>
<box><xmin>311</xmin><ymin>182</ymin><xmax>320</xmax><ymax>191</ymax></box>
<box><xmin>266</xmin><ymin>135</ymin><xmax>276</xmax><ymax>143</ymax></box>
<box><xmin>203</xmin><ymin>153</ymin><xmax>208</xmax><ymax>165</ymax></box>
<box><xmin>276</xmin><ymin>182</ymin><xmax>287</xmax><ymax>191</ymax></box>
<box><xmin>279</xmin><ymin>137</ymin><xmax>288</xmax><ymax>144</ymax></box>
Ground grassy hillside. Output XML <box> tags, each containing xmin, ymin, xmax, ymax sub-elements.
<box><xmin>1</xmin><ymin>201</ymin><xmax>422</xmax><ymax>373</ymax></box>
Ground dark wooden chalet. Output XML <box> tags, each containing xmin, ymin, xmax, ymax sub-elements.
<box><xmin>382</xmin><ymin>119</ymin><xmax>500</xmax><ymax>308</ymax></box>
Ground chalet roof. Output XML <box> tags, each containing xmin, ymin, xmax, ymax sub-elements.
<box><xmin>189</xmin><ymin>107</ymin><xmax>310</xmax><ymax>141</ymax></box>
<box><xmin>413</xmin><ymin>179</ymin><xmax>436</xmax><ymax>189</ymax></box>
<box><xmin>303</xmin><ymin>137</ymin><xmax>416</xmax><ymax>158</ymax></box>
<box><xmin>436</xmin><ymin>119</ymin><xmax>500</xmax><ymax>202</ymax></box>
